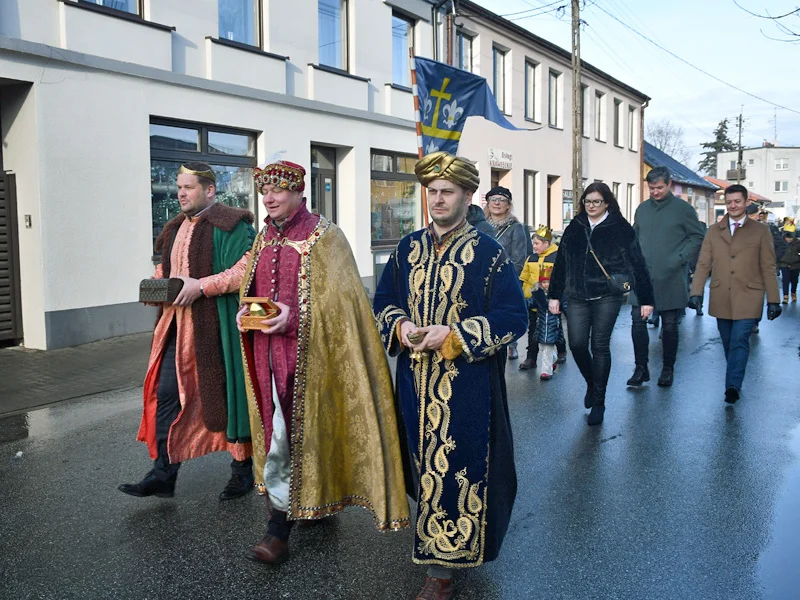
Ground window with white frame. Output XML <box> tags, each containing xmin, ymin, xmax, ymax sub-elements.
<box><xmin>319</xmin><ymin>0</ymin><xmax>348</xmax><ymax>70</ymax></box>
<box><xmin>613</xmin><ymin>99</ymin><xmax>623</xmax><ymax>146</ymax></box>
<box><xmin>219</xmin><ymin>0</ymin><xmax>260</xmax><ymax>46</ymax></box>
<box><xmin>548</xmin><ymin>69</ymin><xmax>562</xmax><ymax>128</ymax></box>
<box><xmin>80</xmin><ymin>0</ymin><xmax>140</xmax><ymax>14</ymax></box>
<box><xmin>748</xmin><ymin>181</ymin><xmax>754</xmax><ymax>188</ymax></box>
<box><xmin>775</xmin><ymin>158</ymin><xmax>789</xmax><ymax>170</ymax></box>
<box><xmin>729</xmin><ymin>160</ymin><xmax>737</xmax><ymax>170</ymax></box>
<box><xmin>628</xmin><ymin>105</ymin><xmax>637</xmax><ymax>150</ymax></box>
<box><xmin>775</xmin><ymin>180</ymin><xmax>789</xmax><ymax>192</ymax></box>
<box><xmin>457</xmin><ymin>30</ymin><xmax>473</xmax><ymax>72</ymax></box>
<box><xmin>392</xmin><ymin>13</ymin><xmax>414</xmax><ymax>86</ymax></box>
<box><xmin>595</xmin><ymin>91</ymin><xmax>606</xmax><ymax>141</ymax></box>
<box><xmin>581</xmin><ymin>85</ymin><xmax>590</xmax><ymax>136</ymax></box>
<box><xmin>525</xmin><ymin>60</ymin><xmax>540</xmax><ymax>122</ymax></box>
<box><xmin>492</xmin><ymin>47</ymin><xmax>507</xmax><ymax>113</ymax></box>
<box><xmin>627</xmin><ymin>183</ymin><xmax>635</xmax><ymax>218</ymax></box>
<box><xmin>748</xmin><ymin>158</ymin><xmax>754</xmax><ymax>165</ymax></box>
<box><xmin>524</xmin><ymin>170</ymin><xmax>538</xmax><ymax>226</ymax></box>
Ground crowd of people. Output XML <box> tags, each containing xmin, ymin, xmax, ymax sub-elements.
<box><xmin>117</xmin><ymin>152</ymin><xmax>790</xmax><ymax>600</ymax></box>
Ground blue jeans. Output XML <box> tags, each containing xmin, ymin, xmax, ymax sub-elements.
<box><xmin>716</xmin><ymin>318</ymin><xmax>757</xmax><ymax>391</ymax></box>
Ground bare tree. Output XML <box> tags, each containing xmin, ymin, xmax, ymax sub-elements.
<box><xmin>733</xmin><ymin>1</ymin><xmax>800</xmax><ymax>42</ymax></box>
<box><xmin>645</xmin><ymin>119</ymin><xmax>692</xmax><ymax>166</ymax></box>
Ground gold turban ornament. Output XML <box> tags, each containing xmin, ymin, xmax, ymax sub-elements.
<box><xmin>414</xmin><ymin>151</ymin><xmax>480</xmax><ymax>193</ymax></box>
<box><xmin>178</xmin><ymin>164</ymin><xmax>217</xmax><ymax>183</ymax></box>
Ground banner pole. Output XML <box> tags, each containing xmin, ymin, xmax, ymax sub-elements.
<box><xmin>410</xmin><ymin>48</ymin><xmax>430</xmax><ymax>227</ymax></box>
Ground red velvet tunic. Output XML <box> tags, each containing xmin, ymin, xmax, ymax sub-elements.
<box><xmin>251</xmin><ymin>203</ymin><xmax>321</xmax><ymax>446</ymax></box>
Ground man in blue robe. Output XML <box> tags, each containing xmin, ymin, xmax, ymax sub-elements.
<box><xmin>373</xmin><ymin>151</ymin><xmax>528</xmax><ymax>600</ymax></box>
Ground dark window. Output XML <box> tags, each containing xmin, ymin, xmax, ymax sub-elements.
<box><xmin>492</xmin><ymin>47</ymin><xmax>506</xmax><ymax>113</ymax></box>
<box><xmin>525</xmin><ymin>60</ymin><xmax>538</xmax><ymax>121</ymax></box>
<box><xmin>149</xmin><ymin>118</ymin><xmax>257</xmax><ymax>253</ymax></box>
<box><xmin>371</xmin><ymin>151</ymin><xmax>419</xmax><ymax>245</ymax></box>
<box><xmin>457</xmin><ymin>31</ymin><xmax>473</xmax><ymax>71</ymax></box>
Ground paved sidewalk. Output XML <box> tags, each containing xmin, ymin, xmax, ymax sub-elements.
<box><xmin>0</xmin><ymin>333</ymin><xmax>151</xmax><ymax>416</ymax></box>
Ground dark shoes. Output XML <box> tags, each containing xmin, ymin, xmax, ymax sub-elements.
<box><xmin>657</xmin><ymin>367</ymin><xmax>674</xmax><ymax>387</ymax></box>
<box><xmin>118</xmin><ymin>472</ymin><xmax>175</xmax><ymax>498</ymax></box>
<box><xmin>219</xmin><ymin>472</ymin><xmax>255</xmax><ymax>501</ymax></box>
<box><xmin>507</xmin><ymin>347</ymin><xmax>519</xmax><ymax>360</ymax></box>
<box><xmin>519</xmin><ymin>358</ymin><xmax>536</xmax><ymax>370</ymax></box>
<box><xmin>587</xmin><ymin>405</ymin><xmax>605</xmax><ymax>426</ymax></box>
<box><xmin>627</xmin><ymin>365</ymin><xmax>650</xmax><ymax>387</ymax></box>
<box><xmin>416</xmin><ymin>577</ymin><xmax>454</xmax><ymax>600</ymax></box>
<box><xmin>556</xmin><ymin>352</ymin><xmax>567</xmax><ymax>365</ymax></box>
<box><xmin>725</xmin><ymin>387</ymin><xmax>740</xmax><ymax>404</ymax></box>
<box><xmin>245</xmin><ymin>534</ymin><xmax>290</xmax><ymax>565</ymax></box>
<box><xmin>584</xmin><ymin>387</ymin><xmax>593</xmax><ymax>409</ymax></box>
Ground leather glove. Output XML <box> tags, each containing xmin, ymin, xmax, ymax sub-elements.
<box><xmin>687</xmin><ymin>296</ymin><xmax>702</xmax><ymax>310</ymax></box>
<box><xmin>767</xmin><ymin>303</ymin><xmax>782</xmax><ymax>321</ymax></box>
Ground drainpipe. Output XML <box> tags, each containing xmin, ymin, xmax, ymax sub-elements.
<box><xmin>640</xmin><ymin>99</ymin><xmax>649</xmax><ymax>203</ymax></box>
<box><xmin>432</xmin><ymin>0</ymin><xmax>449</xmax><ymax>61</ymax></box>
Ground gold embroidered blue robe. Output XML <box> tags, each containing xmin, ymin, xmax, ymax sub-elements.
<box><xmin>373</xmin><ymin>223</ymin><xmax>528</xmax><ymax>568</ymax></box>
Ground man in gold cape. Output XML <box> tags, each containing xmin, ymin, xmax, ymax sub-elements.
<box><xmin>236</xmin><ymin>160</ymin><xmax>409</xmax><ymax>566</ymax></box>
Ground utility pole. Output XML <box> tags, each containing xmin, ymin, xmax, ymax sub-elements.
<box><xmin>736</xmin><ymin>108</ymin><xmax>743</xmax><ymax>184</ymax></box>
<box><xmin>571</xmin><ymin>0</ymin><xmax>582</xmax><ymax>202</ymax></box>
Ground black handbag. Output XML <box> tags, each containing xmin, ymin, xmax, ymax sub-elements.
<box><xmin>584</xmin><ymin>229</ymin><xmax>632</xmax><ymax>296</ymax></box>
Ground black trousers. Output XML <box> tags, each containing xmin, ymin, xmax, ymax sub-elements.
<box><xmin>525</xmin><ymin>308</ymin><xmax>567</xmax><ymax>360</ymax></box>
<box><xmin>781</xmin><ymin>267</ymin><xmax>799</xmax><ymax>296</ymax></box>
<box><xmin>631</xmin><ymin>306</ymin><xmax>680</xmax><ymax>369</ymax></box>
<box><xmin>152</xmin><ymin>326</ymin><xmax>252</xmax><ymax>482</ymax></box>
<box><xmin>153</xmin><ymin>327</ymin><xmax>182</xmax><ymax>482</ymax></box>
<box><xmin>566</xmin><ymin>296</ymin><xmax>623</xmax><ymax>406</ymax></box>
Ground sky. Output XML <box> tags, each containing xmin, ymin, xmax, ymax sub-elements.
<box><xmin>471</xmin><ymin>0</ymin><xmax>800</xmax><ymax>171</ymax></box>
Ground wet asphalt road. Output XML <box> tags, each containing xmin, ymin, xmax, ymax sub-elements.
<box><xmin>1</xmin><ymin>301</ymin><xmax>799</xmax><ymax>600</ymax></box>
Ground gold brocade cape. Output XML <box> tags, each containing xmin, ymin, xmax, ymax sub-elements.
<box><xmin>239</xmin><ymin>219</ymin><xmax>410</xmax><ymax>531</ymax></box>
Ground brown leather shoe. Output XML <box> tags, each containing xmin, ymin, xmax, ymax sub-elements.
<box><xmin>244</xmin><ymin>534</ymin><xmax>289</xmax><ymax>565</ymax></box>
<box><xmin>416</xmin><ymin>577</ymin><xmax>453</xmax><ymax>600</ymax></box>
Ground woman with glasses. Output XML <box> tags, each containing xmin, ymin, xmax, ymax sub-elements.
<box><xmin>484</xmin><ymin>186</ymin><xmax>533</xmax><ymax>360</ymax></box>
<box><xmin>549</xmin><ymin>183</ymin><xmax>654</xmax><ymax>425</ymax></box>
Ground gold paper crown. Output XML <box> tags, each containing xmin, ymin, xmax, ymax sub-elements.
<box><xmin>178</xmin><ymin>164</ymin><xmax>216</xmax><ymax>182</ymax></box>
<box><xmin>534</xmin><ymin>224</ymin><xmax>552</xmax><ymax>241</ymax></box>
<box><xmin>785</xmin><ymin>223</ymin><xmax>797</xmax><ymax>233</ymax></box>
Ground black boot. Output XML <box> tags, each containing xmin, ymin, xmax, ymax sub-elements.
<box><xmin>584</xmin><ymin>386</ymin><xmax>593</xmax><ymax>409</ymax></box>
<box><xmin>626</xmin><ymin>365</ymin><xmax>650</xmax><ymax>387</ymax></box>
<box><xmin>657</xmin><ymin>366</ymin><xmax>674</xmax><ymax>387</ymax></box>
<box><xmin>220</xmin><ymin>457</ymin><xmax>255</xmax><ymax>501</ymax></box>
<box><xmin>587</xmin><ymin>404</ymin><xmax>605</xmax><ymax>426</ymax></box>
<box><xmin>118</xmin><ymin>471</ymin><xmax>175</xmax><ymax>498</ymax></box>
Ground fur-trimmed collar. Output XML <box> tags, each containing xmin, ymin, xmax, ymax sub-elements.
<box><xmin>155</xmin><ymin>203</ymin><xmax>254</xmax><ymax>253</ymax></box>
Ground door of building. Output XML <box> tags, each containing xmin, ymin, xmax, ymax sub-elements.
<box><xmin>0</xmin><ymin>170</ymin><xmax>23</xmax><ymax>342</ymax></box>
<box><xmin>310</xmin><ymin>146</ymin><xmax>337</xmax><ymax>222</ymax></box>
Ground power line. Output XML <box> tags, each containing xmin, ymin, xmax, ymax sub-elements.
<box><xmin>592</xmin><ymin>3</ymin><xmax>800</xmax><ymax>116</ymax></box>
<box><xmin>500</xmin><ymin>0</ymin><xmax>564</xmax><ymax>18</ymax></box>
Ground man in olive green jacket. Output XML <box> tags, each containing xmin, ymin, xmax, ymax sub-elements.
<box><xmin>627</xmin><ymin>167</ymin><xmax>706</xmax><ymax>388</ymax></box>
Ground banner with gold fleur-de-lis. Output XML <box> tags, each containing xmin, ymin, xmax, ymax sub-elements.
<box><xmin>414</xmin><ymin>56</ymin><xmax>526</xmax><ymax>156</ymax></box>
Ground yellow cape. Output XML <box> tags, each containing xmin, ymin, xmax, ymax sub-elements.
<box><xmin>240</xmin><ymin>219</ymin><xmax>410</xmax><ymax>531</ymax></box>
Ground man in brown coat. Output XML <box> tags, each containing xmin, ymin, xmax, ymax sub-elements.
<box><xmin>689</xmin><ymin>184</ymin><xmax>782</xmax><ymax>404</ymax></box>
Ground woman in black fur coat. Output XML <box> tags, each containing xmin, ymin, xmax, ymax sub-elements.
<box><xmin>549</xmin><ymin>183</ymin><xmax>655</xmax><ymax>426</ymax></box>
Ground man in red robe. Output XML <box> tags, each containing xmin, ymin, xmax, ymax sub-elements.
<box><xmin>237</xmin><ymin>160</ymin><xmax>408</xmax><ymax>565</ymax></box>
<box><xmin>119</xmin><ymin>162</ymin><xmax>256</xmax><ymax>501</ymax></box>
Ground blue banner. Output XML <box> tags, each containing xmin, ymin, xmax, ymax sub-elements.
<box><xmin>414</xmin><ymin>56</ymin><xmax>526</xmax><ymax>155</ymax></box>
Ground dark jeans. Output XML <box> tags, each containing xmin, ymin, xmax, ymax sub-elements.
<box><xmin>566</xmin><ymin>296</ymin><xmax>623</xmax><ymax>407</ymax></box>
<box><xmin>153</xmin><ymin>328</ymin><xmax>252</xmax><ymax>483</ymax></box>
<box><xmin>781</xmin><ymin>267</ymin><xmax>799</xmax><ymax>296</ymax></box>
<box><xmin>631</xmin><ymin>307</ymin><xmax>680</xmax><ymax>368</ymax></box>
<box><xmin>525</xmin><ymin>307</ymin><xmax>567</xmax><ymax>360</ymax></box>
<box><xmin>716</xmin><ymin>318</ymin><xmax>757</xmax><ymax>391</ymax></box>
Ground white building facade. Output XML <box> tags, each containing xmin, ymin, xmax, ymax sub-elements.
<box><xmin>716</xmin><ymin>145</ymin><xmax>800</xmax><ymax>221</ymax></box>
<box><xmin>0</xmin><ymin>0</ymin><xmax>647</xmax><ymax>349</ymax></box>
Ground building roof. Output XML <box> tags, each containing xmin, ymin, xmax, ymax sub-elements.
<box><xmin>644</xmin><ymin>142</ymin><xmax>718</xmax><ymax>190</ymax></box>
<box><xmin>460</xmin><ymin>0</ymin><xmax>649</xmax><ymax>102</ymax></box>
<box><xmin>703</xmin><ymin>176</ymin><xmax>772</xmax><ymax>203</ymax></box>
